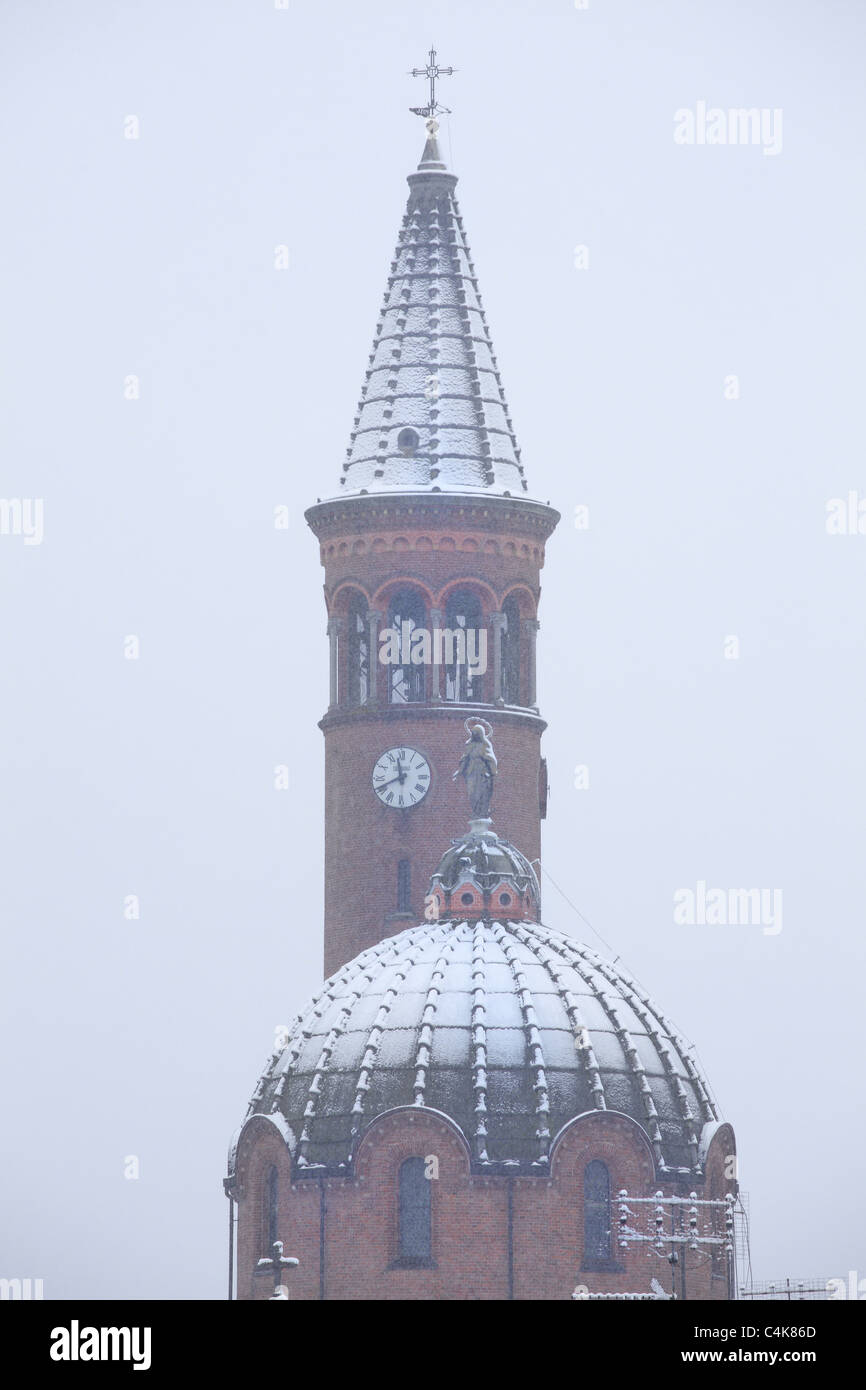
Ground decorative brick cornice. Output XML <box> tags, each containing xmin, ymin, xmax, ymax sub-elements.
<box><xmin>306</xmin><ymin>492</ymin><xmax>560</xmax><ymax>544</ymax></box>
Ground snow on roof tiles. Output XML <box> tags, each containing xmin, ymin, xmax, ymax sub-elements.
<box><xmin>335</xmin><ymin>132</ymin><xmax>529</xmax><ymax>500</ymax></box>
<box><xmin>250</xmin><ymin>919</ymin><xmax>719</xmax><ymax>1178</ymax></box>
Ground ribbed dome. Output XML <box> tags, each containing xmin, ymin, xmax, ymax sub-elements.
<box><xmin>430</xmin><ymin>821</ymin><xmax>541</xmax><ymax>921</ymax></box>
<box><xmin>247</xmin><ymin>918</ymin><xmax>719</xmax><ymax>1178</ymax></box>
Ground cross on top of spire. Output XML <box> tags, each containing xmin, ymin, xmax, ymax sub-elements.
<box><xmin>409</xmin><ymin>45</ymin><xmax>455</xmax><ymax>121</ymax></box>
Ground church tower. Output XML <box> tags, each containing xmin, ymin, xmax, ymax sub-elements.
<box><xmin>227</xmin><ymin>70</ymin><xmax>738</xmax><ymax>1302</ymax></box>
<box><xmin>305</xmin><ymin>112</ymin><xmax>559</xmax><ymax>976</ymax></box>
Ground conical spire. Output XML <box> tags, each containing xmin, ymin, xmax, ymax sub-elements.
<box><xmin>337</xmin><ymin>124</ymin><xmax>529</xmax><ymax>498</ymax></box>
<box><xmin>415</xmin><ymin>126</ymin><xmax>448</xmax><ymax>173</ymax></box>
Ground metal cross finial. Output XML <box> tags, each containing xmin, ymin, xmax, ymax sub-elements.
<box><xmin>409</xmin><ymin>45</ymin><xmax>455</xmax><ymax>121</ymax></box>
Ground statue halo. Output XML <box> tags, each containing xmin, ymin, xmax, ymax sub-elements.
<box><xmin>464</xmin><ymin>716</ymin><xmax>493</xmax><ymax>738</ymax></box>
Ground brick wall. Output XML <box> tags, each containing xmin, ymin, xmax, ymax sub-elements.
<box><xmin>309</xmin><ymin>493</ymin><xmax>558</xmax><ymax>977</ymax></box>
<box><xmin>233</xmin><ymin>1110</ymin><xmax>735</xmax><ymax>1302</ymax></box>
<box><xmin>322</xmin><ymin>710</ymin><xmax>544</xmax><ymax>974</ymax></box>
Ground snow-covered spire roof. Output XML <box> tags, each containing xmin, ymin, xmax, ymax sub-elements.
<box><xmin>336</xmin><ymin>121</ymin><xmax>529</xmax><ymax>499</ymax></box>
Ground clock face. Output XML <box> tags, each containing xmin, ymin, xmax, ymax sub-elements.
<box><xmin>372</xmin><ymin>746</ymin><xmax>431</xmax><ymax>809</ymax></box>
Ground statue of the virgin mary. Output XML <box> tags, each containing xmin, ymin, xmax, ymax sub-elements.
<box><xmin>453</xmin><ymin>723</ymin><xmax>498</xmax><ymax>818</ymax></box>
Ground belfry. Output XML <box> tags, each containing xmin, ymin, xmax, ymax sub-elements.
<box><xmin>227</xmin><ymin>69</ymin><xmax>738</xmax><ymax>1301</ymax></box>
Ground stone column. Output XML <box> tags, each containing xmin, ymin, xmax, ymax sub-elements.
<box><xmin>491</xmin><ymin>611</ymin><xmax>506</xmax><ymax>705</ymax></box>
<box><xmin>429</xmin><ymin>607</ymin><xmax>443</xmax><ymax>701</ymax></box>
<box><xmin>365</xmin><ymin>609</ymin><xmax>381</xmax><ymax>705</ymax></box>
<box><xmin>522</xmin><ymin>617</ymin><xmax>540</xmax><ymax>708</ymax></box>
<box><xmin>327</xmin><ymin>616</ymin><xmax>344</xmax><ymax>710</ymax></box>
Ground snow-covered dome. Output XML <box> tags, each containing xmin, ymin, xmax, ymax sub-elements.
<box><xmin>246</xmin><ymin>915</ymin><xmax>719</xmax><ymax>1179</ymax></box>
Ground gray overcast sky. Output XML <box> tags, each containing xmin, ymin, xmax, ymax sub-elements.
<box><xmin>1</xmin><ymin>0</ymin><xmax>864</xmax><ymax>1298</ymax></box>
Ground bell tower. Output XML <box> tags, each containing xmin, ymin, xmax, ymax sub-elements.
<box><xmin>305</xmin><ymin>105</ymin><xmax>559</xmax><ymax>976</ymax></box>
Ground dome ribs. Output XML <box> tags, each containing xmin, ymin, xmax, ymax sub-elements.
<box><xmin>598</xmin><ymin>991</ymin><xmax>666</xmax><ymax>1173</ymax></box>
<box><xmin>411</xmin><ymin>925</ymin><xmax>460</xmax><ymax>1107</ymax></box>
<box><xmin>494</xmin><ymin>923</ymin><xmax>551</xmax><ymax>1164</ymax></box>
<box><xmin>295</xmin><ymin>927</ymin><xmax>429</xmax><ymax>1167</ymax></box>
<box><xmin>348</xmin><ymin>936</ymin><xmax>428</xmax><ymax>1142</ymax></box>
<box><xmin>591</xmin><ymin>963</ymin><xmax>705</xmax><ymax>1172</ymax></box>
<box><xmin>530</xmin><ymin>924</ymin><xmax>716</xmax><ymax>1172</ymax></box>
<box><xmin>470</xmin><ymin>921</ymin><xmax>490</xmax><ymax>1164</ymax></box>
<box><xmin>297</xmin><ymin>993</ymin><xmax>359</xmax><ymax>1164</ymax></box>
<box><xmin>588</xmin><ymin>948</ymin><xmax>718</xmax><ymax>1128</ymax></box>
<box><xmin>253</xmin><ymin>919</ymin><xmax>720</xmax><ymax>1179</ymax></box>
<box><xmin>246</xmin><ymin>961</ymin><xmax>361</xmax><ymax>1122</ymax></box>
<box><xmin>511</xmin><ymin>923</ymin><xmax>607</xmax><ymax>1111</ymax></box>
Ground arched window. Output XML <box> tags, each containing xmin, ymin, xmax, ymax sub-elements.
<box><xmin>444</xmin><ymin>588</ymin><xmax>486</xmax><ymax>703</ymax></box>
<box><xmin>398</xmin><ymin>1156</ymin><xmax>432</xmax><ymax>1265</ymax></box>
<box><xmin>263</xmin><ymin>1165</ymin><xmax>278</xmax><ymax>1254</ymax></box>
<box><xmin>501</xmin><ymin>595</ymin><xmax>522</xmax><ymax>705</ymax></box>
<box><xmin>346</xmin><ymin>594</ymin><xmax>369</xmax><ymax>707</ymax></box>
<box><xmin>583</xmin><ymin>1159</ymin><xmax>611</xmax><ymax>1266</ymax></box>
<box><xmin>387</xmin><ymin>589</ymin><xmax>426</xmax><ymax>704</ymax></box>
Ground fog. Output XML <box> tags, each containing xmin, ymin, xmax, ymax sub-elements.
<box><xmin>1</xmin><ymin>0</ymin><xmax>863</xmax><ymax>1298</ymax></box>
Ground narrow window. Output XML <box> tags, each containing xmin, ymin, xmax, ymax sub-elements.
<box><xmin>583</xmin><ymin>1159</ymin><xmax>611</xmax><ymax>1265</ymax></box>
<box><xmin>397</xmin><ymin>859</ymin><xmax>411</xmax><ymax>912</ymax></box>
<box><xmin>398</xmin><ymin>1156</ymin><xmax>432</xmax><ymax>1264</ymax></box>
<box><xmin>264</xmin><ymin>1164</ymin><xmax>278</xmax><ymax>1253</ymax></box>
